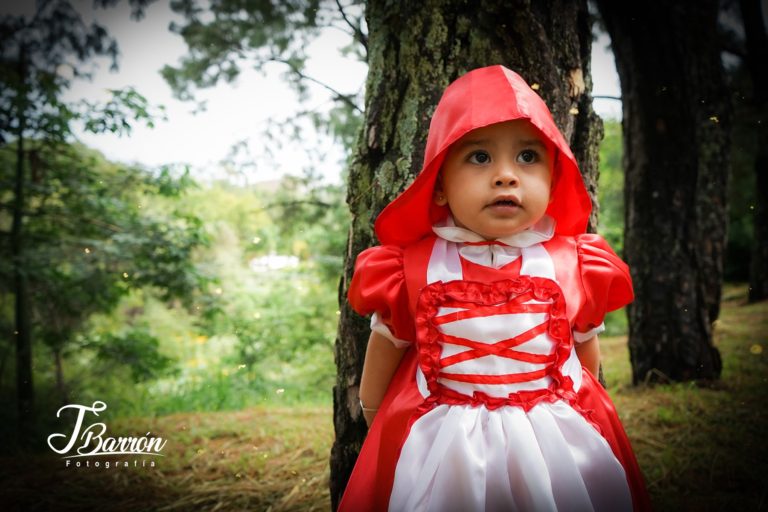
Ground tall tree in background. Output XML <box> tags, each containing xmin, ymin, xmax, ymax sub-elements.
<box><xmin>330</xmin><ymin>0</ymin><xmax>603</xmax><ymax>507</ymax></box>
<box><xmin>740</xmin><ymin>0</ymin><xmax>768</xmax><ymax>302</ymax></box>
<box><xmin>0</xmin><ymin>0</ymin><xmax>177</xmax><ymax>445</ymax></box>
<box><xmin>596</xmin><ymin>1</ymin><xmax>730</xmax><ymax>383</ymax></box>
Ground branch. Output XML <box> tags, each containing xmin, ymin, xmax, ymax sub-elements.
<box><xmin>334</xmin><ymin>0</ymin><xmax>368</xmax><ymax>52</ymax></box>
<box><xmin>271</xmin><ymin>57</ymin><xmax>363</xmax><ymax>114</ymax></box>
<box><xmin>256</xmin><ymin>199</ymin><xmax>333</xmax><ymax>211</ymax></box>
<box><xmin>593</xmin><ymin>95</ymin><xmax>622</xmax><ymax>101</ymax></box>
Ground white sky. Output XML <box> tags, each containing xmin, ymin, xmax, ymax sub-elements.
<box><xmin>8</xmin><ymin>1</ymin><xmax>623</xmax><ymax>184</ymax></box>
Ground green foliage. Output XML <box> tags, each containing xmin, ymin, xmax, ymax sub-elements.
<box><xmin>596</xmin><ymin>120</ymin><xmax>628</xmax><ymax>335</ymax></box>
<box><xmin>597</xmin><ymin>119</ymin><xmax>625</xmax><ymax>254</ymax></box>
<box><xmin>725</xmin><ymin>62</ymin><xmax>758</xmax><ymax>281</ymax></box>
<box><xmin>29</xmin><ymin>173</ymin><xmax>348</xmax><ymax>416</ymax></box>
<box><xmin>91</xmin><ymin>325</ymin><xmax>175</xmax><ymax>383</ymax></box>
<box><xmin>0</xmin><ymin>0</ymin><xmax>159</xmax><ymax>146</ymax></box>
<box><xmin>0</xmin><ymin>141</ymin><xmax>210</xmax><ymax>405</ymax></box>
<box><xmin>163</xmin><ymin>0</ymin><xmax>346</xmax><ymax>101</ymax></box>
<box><xmin>162</xmin><ymin>0</ymin><xmax>366</xmax><ymax>156</ymax></box>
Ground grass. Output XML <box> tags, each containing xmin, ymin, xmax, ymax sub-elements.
<box><xmin>1</xmin><ymin>286</ymin><xmax>766</xmax><ymax>511</ymax></box>
<box><xmin>603</xmin><ymin>285</ymin><xmax>768</xmax><ymax>511</ymax></box>
<box><xmin>0</xmin><ymin>405</ymin><xmax>332</xmax><ymax>511</ymax></box>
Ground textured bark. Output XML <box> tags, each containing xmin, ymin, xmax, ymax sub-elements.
<box><xmin>330</xmin><ymin>1</ymin><xmax>603</xmax><ymax>506</ymax></box>
<box><xmin>741</xmin><ymin>0</ymin><xmax>768</xmax><ymax>302</ymax></box>
<box><xmin>596</xmin><ymin>1</ymin><xmax>729</xmax><ymax>383</ymax></box>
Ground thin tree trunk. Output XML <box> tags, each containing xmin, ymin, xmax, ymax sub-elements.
<box><xmin>596</xmin><ymin>1</ymin><xmax>729</xmax><ymax>383</ymax></box>
<box><xmin>741</xmin><ymin>0</ymin><xmax>768</xmax><ymax>302</ymax></box>
<box><xmin>331</xmin><ymin>0</ymin><xmax>602</xmax><ymax>506</ymax></box>
<box><xmin>53</xmin><ymin>348</ymin><xmax>69</xmax><ymax>405</ymax></box>
<box><xmin>13</xmin><ymin>45</ymin><xmax>35</xmax><ymax>445</ymax></box>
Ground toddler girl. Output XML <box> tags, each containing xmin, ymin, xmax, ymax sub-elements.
<box><xmin>338</xmin><ymin>65</ymin><xmax>650</xmax><ymax>512</ymax></box>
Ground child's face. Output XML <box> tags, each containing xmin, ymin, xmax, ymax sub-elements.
<box><xmin>434</xmin><ymin>120</ymin><xmax>554</xmax><ymax>240</ymax></box>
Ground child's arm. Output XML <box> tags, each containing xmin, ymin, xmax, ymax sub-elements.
<box><xmin>575</xmin><ymin>335</ymin><xmax>601</xmax><ymax>377</ymax></box>
<box><xmin>359</xmin><ymin>330</ymin><xmax>409</xmax><ymax>427</ymax></box>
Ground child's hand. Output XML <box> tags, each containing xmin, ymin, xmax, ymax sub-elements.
<box><xmin>359</xmin><ymin>331</ymin><xmax>409</xmax><ymax>427</ymax></box>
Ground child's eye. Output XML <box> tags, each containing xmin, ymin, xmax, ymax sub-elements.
<box><xmin>517</xmin><ymin>149</ymin><xmax>539</xmax><ymax>164</ymax></box>
<box><xmin>468</xmin><ymin>151</ymin><xmax>491</xmax><ymax>164</ymax></box>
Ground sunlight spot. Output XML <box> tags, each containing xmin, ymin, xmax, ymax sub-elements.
<box><xmin>252</xmin><ymin>236</ymin><xmax>261</xmax><ymax>244</ymax></box>
<box><xmin>709</xmin><ymin>115</ymin><xmax>719</xmax><ymax>123</ymax></box>
<box><xmin>215</xmin><ymin>287</ymin><xmax>223</xmax><ymax>295</ymax></box>
<box><xmin>122</xmin><ymin>272</ymin><xmax>129</xmax><ymax>278</ymax></box>
<box><xmin>238</xmin><ymin>364</ymin><xmax>246</xmax><ymax>370</ymax></box>
<box><xmin>276</xmin><ymin>388</ymin><xmax>285</xmax><ymax>394</ymax></box>
<box><xmin>530</xmin><ymin>83</ymin><xmax>540</xmax><ymax>90</ymax></box>
<box><xmin>569</xmin><ymin>107</ymin><xmax>579</xmax><ymax>115</ymax></box>
<box><xmin>750</xmin><ymin>344</ymin><xmax>763</xmax><ymax>355</ymax></box>
<box><xmin>253</xmin><ymin>312</ymin><xmax>261</xmax><ymax>319</ymax></box>
<box><xmin>336</xmin><ymin>310</ymin><xmax>341</xmax><ymax>316</ymax></box>
<box><xmin>84</xmin><ymin>247</ymin><xmax>91</xmax><ymax>254</ymax></box>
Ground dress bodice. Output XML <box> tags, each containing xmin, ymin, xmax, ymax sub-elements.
<box><xmin>415</xmin><ymin>238</ymin><xmax>579</xmax><ymax>410</ymax></box>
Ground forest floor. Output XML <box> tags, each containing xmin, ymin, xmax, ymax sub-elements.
<box><xmin>1</xmin><ymin>285</ymin><xmax>766</xmax><ymax>511</ymax></box>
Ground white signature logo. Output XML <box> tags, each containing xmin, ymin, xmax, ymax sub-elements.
<box><xmin>47</xmin><ymin>401</ymin><xmax>166</xmax><ymax>460</ymax></box>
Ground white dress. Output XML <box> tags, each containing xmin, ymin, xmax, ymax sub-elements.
<box><xmin>386</xmin><ymin>236</ymin><xmax>633</xmax><ymax>512</ymax></box>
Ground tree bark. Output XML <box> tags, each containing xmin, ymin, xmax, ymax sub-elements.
<box><xmin>331</xmin><ymin>0</ymin><xmax>602</xmax><ymax>507</ymax></box>
<box><xmin>740</xmin><ymin>0</ymin><xmax>768</xmax><ymax>302</ymax></box>
<box><xmin>596</xmin><ymin>1</ymin><xmax>729</xmax><ymax>383</ymax></box>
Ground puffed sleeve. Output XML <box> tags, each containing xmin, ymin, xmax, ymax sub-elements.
<box><xmin>348</xmin><ymin>245</ymin><xmax>415</xmax><ymax>348</ymax></box>
<box><xmin>573</xmin><ymin>234</ymin><xmax>634</xmax><ymax>343</ymax></box>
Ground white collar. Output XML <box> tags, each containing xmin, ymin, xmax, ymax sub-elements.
<box><xmin>431</xmin><ymin>215</ymin><xmax>555</xmax><ymax>268</ymax></box>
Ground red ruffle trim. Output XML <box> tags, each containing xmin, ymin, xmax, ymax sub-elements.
<box><xmin>414</xmin><ymin>276</ymin><xmax>581</xmax><ymax>414</ymax></box>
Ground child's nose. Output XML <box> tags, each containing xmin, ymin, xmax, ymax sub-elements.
<box><xmin>493</xmin><ymin>162</ymin><xmax>519</xmax><ymax>187</ymax></box>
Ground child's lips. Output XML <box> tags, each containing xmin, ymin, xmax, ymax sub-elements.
<box><xmin>486</xmin><ymin>196</ymin><xmax>522</xmax><ymax>212</ymax></box>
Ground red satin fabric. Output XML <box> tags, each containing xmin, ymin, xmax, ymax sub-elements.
<box><xmin>340</xmin><ymin>235</ymin><xmax>650</xmax><ymax>512</ymax></box>
<box><xmin>373</xmin><ymin>66</ymin><xmax>593</xmax><ymax>247</ymax></box>
<box><xmin>348</xmin><ymin>234</ymin><xmax>634</xmax><ymax>341</ymax></box>
<box><xmin>413</xmin><ymin>276</ymin><xmax>588</xmax><ymax>425</ymax></box>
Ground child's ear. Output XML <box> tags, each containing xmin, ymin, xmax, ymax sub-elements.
<box><xmin>433</xmin><ymin>176</ymin><xmax>448</xmax><ymax>206</ymax></box>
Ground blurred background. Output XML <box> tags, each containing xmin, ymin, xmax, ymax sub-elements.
<box><xmin>0</xmin><ymin>1</ymin><xmax>764</xmax><ymax>510</ymax></box>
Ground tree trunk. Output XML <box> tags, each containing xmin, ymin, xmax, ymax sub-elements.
<box><xmin>741</xmin><ymin>0</ymin><xmax>768</xmax><ymax>302</ymax></box>
<box><xmin>12</xmin><ymin>46</ymin><xmax>35</xmax><ymax>446</ymax></box>
<box><xmin>331</xmin><ymin>0</ymin><xmax>602</xmax><ymax>507</ymax></box>
<box><xmin>596</xmin><ymin>1</ymin><xmax>729</xmax><ymax>383</ymax></box>
<box><xmin>54</xmin><ymin>348</ymin><xmax>69</xmax><ymax>405</ymax></box>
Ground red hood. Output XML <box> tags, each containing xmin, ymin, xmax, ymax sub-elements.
<box><xmin>374</xmin><ymin>65</ymin><xmax>592</xmax><ymax>247</ymax></box>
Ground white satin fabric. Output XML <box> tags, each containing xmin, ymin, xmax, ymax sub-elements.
<box><xmin>387</xmin><ymin>238</ymin><xmax>632</xmax><ymax>512</ymax></box>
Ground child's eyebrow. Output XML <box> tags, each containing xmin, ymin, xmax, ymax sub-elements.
<box><xmin>454</xmin><ymin>137</ymin><xmax>547</xmax><ymax>151</ymax></box>
<box><xmin>518</xmin><ymin>139</ymin><xmax>547</xmax><ymax>149</ymax></box>
<box><xmin>454</xmin><ymin>138</ymin><xmax>490</xmax><ymax>150</ymax></box>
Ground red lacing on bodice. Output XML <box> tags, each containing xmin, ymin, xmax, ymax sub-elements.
<box><xmin>414</xmin><ymin>276</ymin><xmax>577</xmax><ymax>413</ymax></box>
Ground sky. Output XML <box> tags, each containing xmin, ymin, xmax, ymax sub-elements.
<box><xmin>7</xmin><ymin>1</ymin><xmax>623</xmax><ymax>185</ymax></box>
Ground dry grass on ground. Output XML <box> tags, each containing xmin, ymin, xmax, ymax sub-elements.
<box><xmin>0</xmin><ymin>406</ymin><xmax>333</xmax><ymax>511</ymax></box>
<box><xmin>1</xmin><ymin>286</ymin><xmax>766</xmax><ymax>511</ymax></box>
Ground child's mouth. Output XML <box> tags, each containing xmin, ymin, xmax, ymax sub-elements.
<box><xmin>487</xmin><ymin>196</ymin><xmax>521</xmax><ymax>209</ymax></box>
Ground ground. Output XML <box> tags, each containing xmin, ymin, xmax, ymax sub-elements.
<box><xmin>1</xmin><ymin>285</ymin><xmax>766</xmax><ymax>511</ymax></box>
